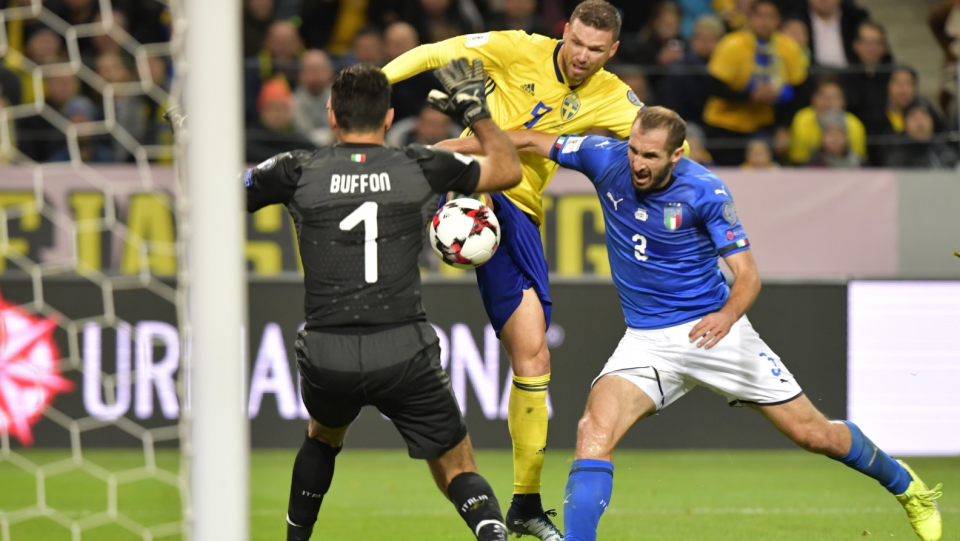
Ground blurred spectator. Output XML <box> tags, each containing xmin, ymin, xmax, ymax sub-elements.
<box><xmin>656</xmin><ymin>14</ymin><xmax>724</xmax><ymax>125</ymax></box>
<box><xmin>787</xmin><ymin>76</ymin><xmax>866</xmax><ymax>164</ymax></box>
<box><xmin>94</xmin><ymin>52</ymin><xmax>149</xmax><ymax>161</ymax></box>
<box><xmin>49</xmin><ymin>96</ymin><xmax>113</xmax><ymax>162</ymax></box>
<box><xmin>612</xmin><ymin>65</ymin><xmax>654</xmax><ymax>108</ymax></box>
<box><xmin>609</xmin><ymin>0</ymin><xmax>656</xmax><ymax>36</ymax></box>
<box><xmin>120</xmin><ymin>0</ymin><xmax>171</xmax><ymax>45</ymax></box>
<box><xmin>244</xmin><ymin>20</ymin><xmax>303</xmax><ymax>120</ymax></box>
<box><xmin>684</xmin><ymin>122</ymin><xmax>714</xmax><ymax>165</ymax></box>
<box><xmin>703</xmin><ymin>0</ymin><xmax>807</xmax><ymax>165</ymax></box>
<box><xmin>244</xmin><ymin>0</ymin><xmax>275</xmax><ymax>58</ymax></box>
<box><xmin>807</xmin><ymin>110</ymin><xmax>861</xmax><ymax>167</ymax></box>
<box><xmin>413</xmin><ymin>0</ymin><xmax>484</xmax><ymax>44</ymax></box>
<box><xmin>88</xmin><ymin>12</ymin><xmax>128</xmax><ymax>63</ymax></box>
<box><xmin>677</xmin><ymin>0</ymin><xmax>714</xmax><ymax>40</ymax></box>
<box><xmin>1</xmin><ymin>0</ymin><xmax>38</xmax><ymax>58</ymax></box>
<box><xmin>712</xmin><ymin>0</ymin><xmax>751</xmax><ymax>32</ymax></box>
<box><xmin>298</xmin><ymin>0</ymin><xmax>373</xmax><ymax>57</ymax></box>
<box><xmin>16</xmin><ymin>74</ymin><xmax>80</xmax><ymax>161</ymax></box>
<box><xmin>863</xmin><ymin>66</ymin><xmax>945</xmax><ymax>164</ymax></box>
<box><xmin>386</xmin><ymin>106</ymin><xmax>460</xmax><ymax>146</ymax></box>
<box><xmin>0</xmin><ymin>65</ymin><xmax>20</xmax><ymax>163</ymax></box>
<box><xmin>25</xmin><ymin>27</ymin><xmax>64</xmax><ymax>65</ymax></box>
<box><xmin>883</xmin><ymin>102</ymin><xmax>958</xmax><ymax>168</ymax></box>
<box><xmin>384</xmin><ymin>22</ymin><xmax>443</xmax><ymax>121</ymax></box>
<box><xmin>928</xmin><ymin>0</ymin><xmax>960</xmax><ymax>125</ymax></box>
<box><xmin>51</xmin><ymin>0</ymin><xmax>99</xmax><ymax>55</ymax></box>
<box><xmin>6</xmin><ymin>26</ymin><xmax>65</xmax><ymax>106</ymax></box>
<box><xmin>741</xmin><ymin>138</ymin><xmax>777</xmax><ymax>168</ymax></box>
<box><xmin>843</xmin><ymin>22</ymin><xmax>892</xmax><ymax>158</ymax></box>
<box><xmin>792</xmin><ymin>0</ymin><xmax>868</xmax><ymax>69</ymax></box>
<box><xmin>351</xmin><ymin>27</ymin><xmax>386</xmax><ymax>66</ymax></box>
<box><xmin>148</xmin><ymin>56</ymin><xmax>171</xmax><ymax>93</ymax></box>
<box><xmin>0</xmin><ymin>65</ymin><xmax>21</xmax><ymax>106</ymax></box>
<box><xmin>620</xmin><ymin>1</ymin><xmax>685</xmax><ymax>70</ymax></box>
<box><xmin>273</xmin><ymin>0</ymin><xmax>301</xmax><ymax>19</ymax></box>
<box><xmin>246</xmin><ymin>79</ymin><xmax>315</xmax><ymax>163</ymax></box>
<box><xmin>780</xmin><ymin>17</ymin><xmax>810</xmax><ymax>63</ymax></box>
<box><xmin>486</xmin><ymin>0</ymin><xmax>552</xmax><ymax>36</ymax></box>
<box><xmin>293</xmin><ymin>50</ymin><xmax>335</xmax><ymax>147</ymax></box>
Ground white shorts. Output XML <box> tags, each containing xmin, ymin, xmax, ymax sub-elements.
<box><xmin>594</xmin><ymin>316</ymin><xmax>803</xmax><ymax>410</ymax></box>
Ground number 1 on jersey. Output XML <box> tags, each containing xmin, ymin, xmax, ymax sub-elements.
<box><xmin>339</xmin><ymin>202</ymin><xmax>379</xmax><ymax>283</ymax></box>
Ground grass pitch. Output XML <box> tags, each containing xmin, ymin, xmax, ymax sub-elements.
<box><xmin>1</xmin><ymin>449</ymin><xmax>957</xmax><ymax>540</ymax></box>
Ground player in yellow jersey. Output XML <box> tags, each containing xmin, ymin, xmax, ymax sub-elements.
<box><xmin>382</xmin><ymin>2</ymin><xmax>641</xmax><ymax>539</ymax></box>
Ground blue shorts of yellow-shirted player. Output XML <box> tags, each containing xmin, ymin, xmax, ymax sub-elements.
<box><xmin>438</xmin><ymin>192</ymin><xmax>552</xmax><ymax>336</ymax></box>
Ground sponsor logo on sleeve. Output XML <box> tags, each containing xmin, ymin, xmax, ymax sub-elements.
<box><xmin>627</xmin><ymin>90</ymin><xmax>643</xmax><ymax>106</ymax></box>
<box><xmin>722</xmin><ymin>201</ymin><xmax>738</xmax><ymax>225</ymax></box>
<box><xmin>243</xmin><ymin>169</ymin><xmax>253</xmax><ymax>187</ymax></box>
<box><xmin>561</xmin><ymin>136</ymin><xmax>584</xmax><ymax>153</ymax></box>
<box><xmin>465</xmin><ymin>33</ymin><xmax>490</xmax><ymax>47</ymax></box>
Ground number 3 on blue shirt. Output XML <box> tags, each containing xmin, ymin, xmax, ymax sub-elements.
<box><xmin>524</xmin><ymin>101</ymin><xmax>553</xmax><ymax>129</ymax></box>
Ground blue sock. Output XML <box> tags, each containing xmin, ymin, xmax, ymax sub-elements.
<box><xmin>563</xmin><ymin>459</ymin><xmax>613</xmax><ymax>541</ymax></box>
<box><xmin>830</xmin><ymin>421</ymin><xmax>911</xmax><ymax>495</ymax></box>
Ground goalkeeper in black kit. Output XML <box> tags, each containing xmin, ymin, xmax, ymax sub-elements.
<box><xmin>251</xmin><ymin>60</ymin><xmax>518</xmax><ymax>540</ymax></box>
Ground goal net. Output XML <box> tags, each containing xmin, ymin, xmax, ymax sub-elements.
<box><xmin>0</xmin><ymin>0</ymin><xmax>194</xmax><ymax>539</ymax></box>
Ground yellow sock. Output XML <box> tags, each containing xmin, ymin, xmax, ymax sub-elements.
<box><xmin>508</xmin><ymin>373</ymin><xmax>550</xmax><ymax>495</ymax></box>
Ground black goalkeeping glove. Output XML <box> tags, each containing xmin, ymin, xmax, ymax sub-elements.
<box><xmin>427</xmin><ymin>58</ymin><xmax>492</xmax><ymax>128</ymax></box>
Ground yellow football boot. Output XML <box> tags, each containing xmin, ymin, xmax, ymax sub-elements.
<box><xmin>895</xmin><ymin>460</ymin><xmax>943</xmax><ymax>541</ymax></box>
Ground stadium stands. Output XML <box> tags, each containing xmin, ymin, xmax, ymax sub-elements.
<box><xmin>3</xmin><ymin>0</ymin><xmax>959</xmax><ymax>169</ymax></box>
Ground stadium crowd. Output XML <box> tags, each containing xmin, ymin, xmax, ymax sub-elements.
<box><xmin>2</xmin><ymin>0</ymin><xmax>960</xmax><ymax>168</ymax></box>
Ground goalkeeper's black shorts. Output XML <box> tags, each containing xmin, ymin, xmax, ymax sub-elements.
<box><xmin>294</xmin><ymin>322</ymin><xmax>467</xmax><ymax>460</ymax></box>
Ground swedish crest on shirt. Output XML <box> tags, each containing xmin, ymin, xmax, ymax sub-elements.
<box><xmin>561</xmin><ymin>92</ymin><xmax>581</xmax><ymax>121</ymax></box>
<box><xmin>663</xmin><ymin>203</ymin><xmax>682</xmax><ymax>230</ymax></box>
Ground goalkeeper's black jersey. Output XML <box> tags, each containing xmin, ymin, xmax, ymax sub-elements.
<box><xmin>246</xmin><ymin>142</ymin><xmax>481</xmax><ymax>331</ymax></box>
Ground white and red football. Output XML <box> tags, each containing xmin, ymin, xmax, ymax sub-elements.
<box><xmin>429</xmin><ymin>198</ymin><xmax>500</xmax><ymax>269</ymax></box>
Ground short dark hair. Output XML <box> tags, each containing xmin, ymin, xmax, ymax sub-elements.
<box><xmin>634</xmin><ymin>106</ymin><xmax>686</xmax><ymax>153</ymax></box>
<box><xmin>813</xmin><ymin>74</ymin><xmax>844</xmax><ymax>96</ymax></box>
<box><xmin>857</xmin><ymin>20</ymin><xmax>887</xmax><ymax>40</ymax></box>
<box><xmin>570</xmin><ymin>0</ymin><xmax>622</xmax><ymax>41</ymax></box>
<box><xmin>892</xmin><ymin>65</ymin><xmax>918</xmax><ymax>85</ymax></box>
<box><xmin>750</xmin><ymin>0</ymin><xmax>780</xmax><ymax>14</ymax></box>
<box><xmin>331</xmin><ymin>64</ymin><xmax>392</xmax><ymax>133</ymax></box>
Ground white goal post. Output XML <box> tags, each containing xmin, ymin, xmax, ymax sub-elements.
<box><xmin>181</xmin><ymin>0</ymin><xmax>249</xmax><ymax>539</ymax></box>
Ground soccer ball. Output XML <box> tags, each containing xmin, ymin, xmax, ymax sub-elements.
<box><xmin>429</xmin><ymin>198</ymin><xmax>501</xmax><ymax>269</ymax></box>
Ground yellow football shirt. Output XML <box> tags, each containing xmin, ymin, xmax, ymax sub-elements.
<box><xmin>382</xmin><ymin>30</ymin><xmax>645</xmax><ymax>225</ymax></box>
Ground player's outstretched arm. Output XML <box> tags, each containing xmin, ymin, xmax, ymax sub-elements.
<box><xmin>689</xmin><ymin>249</ymin><xmax>762</xmax><ymax>349</ymax></box>
<box><xmin>435</xmin><ymin>129</ymin><xmax>559</xmax><ymax>161</ymax></box>
<box><xmin>427</xmin><ymin>58</ymin><xmax>521</xmax><ymax>192</ymax></box>
<box><xmin>470</xmin><ymin>118</ymin><xmax>521</xmax><ymax>192</ymax></box>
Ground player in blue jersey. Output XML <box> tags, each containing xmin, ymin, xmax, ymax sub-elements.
<box><xmin>498</xmin><ymin>106</ymin><xmax>944</xmax><ymax>541</ymax></box>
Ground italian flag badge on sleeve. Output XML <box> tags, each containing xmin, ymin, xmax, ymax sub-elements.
<box><xmin>351</xmin><ymin>154</ymin><xmax>366</xmax><ymax>163</ymax></box>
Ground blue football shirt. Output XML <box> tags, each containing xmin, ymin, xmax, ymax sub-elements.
<box><xmin>551</xmin><ymin>135</ymin><xmax>751</xmax><ymax>329</ymax></box>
